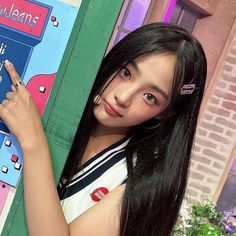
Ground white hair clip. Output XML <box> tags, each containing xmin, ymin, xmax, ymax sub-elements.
<box><xmin>180</xmin><ymin>84</ymin><xmax>196</xmax><ymax>95</ymax></box>
<box><xmin>180</xmin><ymin>77</ymin><xmax>197</xmax><ymax>95</ymax></box>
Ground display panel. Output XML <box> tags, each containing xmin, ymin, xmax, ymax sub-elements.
<box><xmin>0</xmin><ymin>0</ymin><xmax>80</xmax><ymax>232</ymax></box>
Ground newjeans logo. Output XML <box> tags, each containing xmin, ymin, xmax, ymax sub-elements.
<box><xmin>0</xmin><ymin>3</ymin><xmax>39</xmax><ymax>27</ymax></box>
<box><xmin>0</xmin><ymin>0</ymin><xmax>50</xmax><ymax>38</ymax></box>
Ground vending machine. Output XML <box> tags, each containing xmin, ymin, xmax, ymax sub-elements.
<box><xmin>0</xmin><ymin>0</ymin><xmax>123</xmax><ymax>235</ymax></box>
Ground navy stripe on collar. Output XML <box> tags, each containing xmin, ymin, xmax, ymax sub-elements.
<box><xmin>70</xmin><ymin>149</ymin><xmax>125</xmax><ymax>185</ymax></box>
<box><xmin>61</xmin><ymin>151</ymin><xmax>126</xmax><ymax>199</ymax></box>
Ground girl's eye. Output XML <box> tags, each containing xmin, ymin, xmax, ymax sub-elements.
<box><xmin>120</xmin><ymin>67</ymin><xmax>131</xmax><ymax>80</ymax></box>
<box><xmin>143</xmin><ymin>93</ymin><xmax>158</xmax><ymax>105</ymax></box>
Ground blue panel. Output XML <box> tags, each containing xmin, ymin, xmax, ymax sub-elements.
<box><xmin>0</xmin><ymin>26</ymin><xmax>41</xmax><ymax>46</ymax></box>
<box><xmin>0</xmin><ymin>133</ymin><xmax>4</xmax><ymax>147</ymax></box>
<box><xmin>0</xmin><ymin>35</ymin><xmax>33</xmax><ymax>134</ymax></box>
<box><xmin>0</xmin><ymin>122</ymin><xmax>10</xmax><ymax>135</ymax></box>
<box><xmin>0</xmin><ymin>35</ymin><xmax>32</xmax><ymax>101</ymax></box>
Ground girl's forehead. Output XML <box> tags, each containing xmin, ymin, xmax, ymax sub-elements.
<box><xmin>117</xmin><ymin>54</ymin><xmax>175</xmax><ymax>101</ymax></box>
<box><xmin>130</xmin><ymin>54</ymin><xmax>176</xmax><ymax>83</ymax></box>
<box><xmin>134</xmin><ymin>53</ymin><xmax>176</xmax><ymax>66</ymax></box>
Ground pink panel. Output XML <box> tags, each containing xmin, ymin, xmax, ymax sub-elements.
<box><xmin>0</xmin><ymin>0</ymin><xmax>49</xmax><ymax>37</ymax></box>
<box><xmin>0</xmin><ymin>182</ymin><xmax>10</xmax><ymax>215</ymax></box>
<box><xmin>26</xmin><ymin>73</ymin><xmax>57</xmax><ymax>116</ymax></box>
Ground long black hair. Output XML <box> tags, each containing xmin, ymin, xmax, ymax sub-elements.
<box><xmin>59</xmin><ymin>23</ymin><xmax>207</xmax><ymax>235</ymax></box>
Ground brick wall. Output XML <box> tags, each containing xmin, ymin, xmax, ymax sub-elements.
<box><xmin>186</xmin><ymin>26</ymin><xmax>236</xmax><ymax>204</ymax></box>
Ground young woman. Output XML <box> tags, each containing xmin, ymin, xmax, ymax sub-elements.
<box><xmin>0</xmin><ymin>23</ymin><xmax>207</xmax><ymax>236</ymax></box>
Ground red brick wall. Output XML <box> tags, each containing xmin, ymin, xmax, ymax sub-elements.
<box><xmin>186</xmin><ymin>26</ymin><xmax>236</xmax><ymax>204</ymax></box>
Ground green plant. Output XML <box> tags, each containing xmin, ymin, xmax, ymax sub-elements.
<box><xmin>172</xmin><ymin>199</ymin><xmax>236</xmax><ymax>236</ymax></box>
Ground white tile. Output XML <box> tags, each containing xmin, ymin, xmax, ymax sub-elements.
<box><xmin>1</xmin><ymin>166</ymin><xmax>8</xmax><ymax>173</ymax></box>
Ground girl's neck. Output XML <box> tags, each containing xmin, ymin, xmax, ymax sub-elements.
<box><xmin>81</xmin><ymin>124</ymin><xmax>130</xmax><ymax>165</ymax></box>
<box><xmin>93</xmin><ymin>123</ymin><xmax>129</xmax><ymax>139</ymax></box>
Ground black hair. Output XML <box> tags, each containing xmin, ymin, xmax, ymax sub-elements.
<box><xmin>58</xmin><ymin>23</ymin><xmax>207</xmax><ymax>236</ymax></box>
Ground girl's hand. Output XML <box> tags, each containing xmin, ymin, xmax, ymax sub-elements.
<box><xmin>0</xmin><ymin>60</ymin><xmax>45</xmax><ymax>149</ymax></box>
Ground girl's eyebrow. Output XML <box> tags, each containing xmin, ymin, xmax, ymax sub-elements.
<box><xmin>130</xmin><ymin>61</ymin><xmax>169</xmax><ymax>100</ymax></box>
<box><xmin>148</xmin><ymin>84</ymin><xmax>169</xmax><ymax>100</ymax></box>
<box><xmin>130</xmin><ymin>61</ymin><xmax>140</xmax><ymax>74</ymax></box>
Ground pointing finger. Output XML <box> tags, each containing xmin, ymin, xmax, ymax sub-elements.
<box><xmin>4</xmin><ymin>60</ymin><xmax>25</xmax><ymax>91</ymax></box>
<box><xmin>4</xmin><ymin>60</ymin><xmax>22</xmax><ymax>84</ymax></box>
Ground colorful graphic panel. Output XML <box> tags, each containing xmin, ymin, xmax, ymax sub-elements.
<box><xmin>0</xmin><ymin>0</ymin><xmax>80</xmax><ymax>224</ymax></box>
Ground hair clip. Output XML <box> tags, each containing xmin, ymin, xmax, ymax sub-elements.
<box><xmin>180</xmin><ymin>78</ymin><xmax>197</xmax><ymax>95</ymax></box>
<box><xmin>180</xmin><ymin>84</ymin><xmax>196</xmax><ymax>95</ymax></box>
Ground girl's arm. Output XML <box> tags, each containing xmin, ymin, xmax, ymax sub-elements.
<box><xmin>0</xmin><ymin>61</ymin><xmax>123</xmax><ymax>236</ymax></box>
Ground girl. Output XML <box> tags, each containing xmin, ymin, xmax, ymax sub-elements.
<box><xmin>0</xmin><ymin>23</ymin><xmax>207</xmax><ymax>236</ymax></box>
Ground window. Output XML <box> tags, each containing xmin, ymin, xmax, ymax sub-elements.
<box><xmin>108</xmin><ymin>0</ymin><xmax>152</xmax><ymax>49</ymax></box>
<box><xmin>169</xmin><ymin>1</ymin><xmax>199</xmax><ymax>33</ymax></box>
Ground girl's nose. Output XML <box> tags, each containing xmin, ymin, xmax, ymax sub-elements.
<box><xmin>114</xmin><ymin>85</ymin><xmax>137</xmax><ymax>108</ymax></box>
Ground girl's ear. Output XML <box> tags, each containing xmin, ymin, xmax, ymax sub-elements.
<box><xmin>153</xmin><ymin>114</ymin><xmax>161</xmax><ymax>119</ymax></box>
<box><xmin>153</xmin><ymin>108</ymin><xmax>170</xmax><ymax>120</ymax></box>
<box><xmin>153</xmin><ymin>109</ymin><xmax>177</xmax><ymax>120</ymax></box>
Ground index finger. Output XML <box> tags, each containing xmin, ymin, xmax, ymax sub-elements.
<box><xmin>4</xmin><ymin>60</ymin><xmax>23</xmax><ymax>86</ymax></box>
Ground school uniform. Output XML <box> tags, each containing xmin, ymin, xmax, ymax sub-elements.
<box><xmin>58</xmin><ymin>136</ymin><xmax>130</xmax><ymax>223</ymax></box>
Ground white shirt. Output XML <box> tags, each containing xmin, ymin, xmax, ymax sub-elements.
<box><xmin>58</xmin><ymin>136</ymin><xmax>130</xmax><ymax>223</ymax></box>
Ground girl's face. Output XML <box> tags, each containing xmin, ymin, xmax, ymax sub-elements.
<box><xmin>93</xmin><ymin>53</ymin><xmax>176</xmax><ymax>133</ymax></box>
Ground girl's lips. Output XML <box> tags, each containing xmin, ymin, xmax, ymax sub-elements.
<box><xmin>103</xmin><ymin>100</ymin><xmax>122</xmax><ymax>117</ymax></box>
